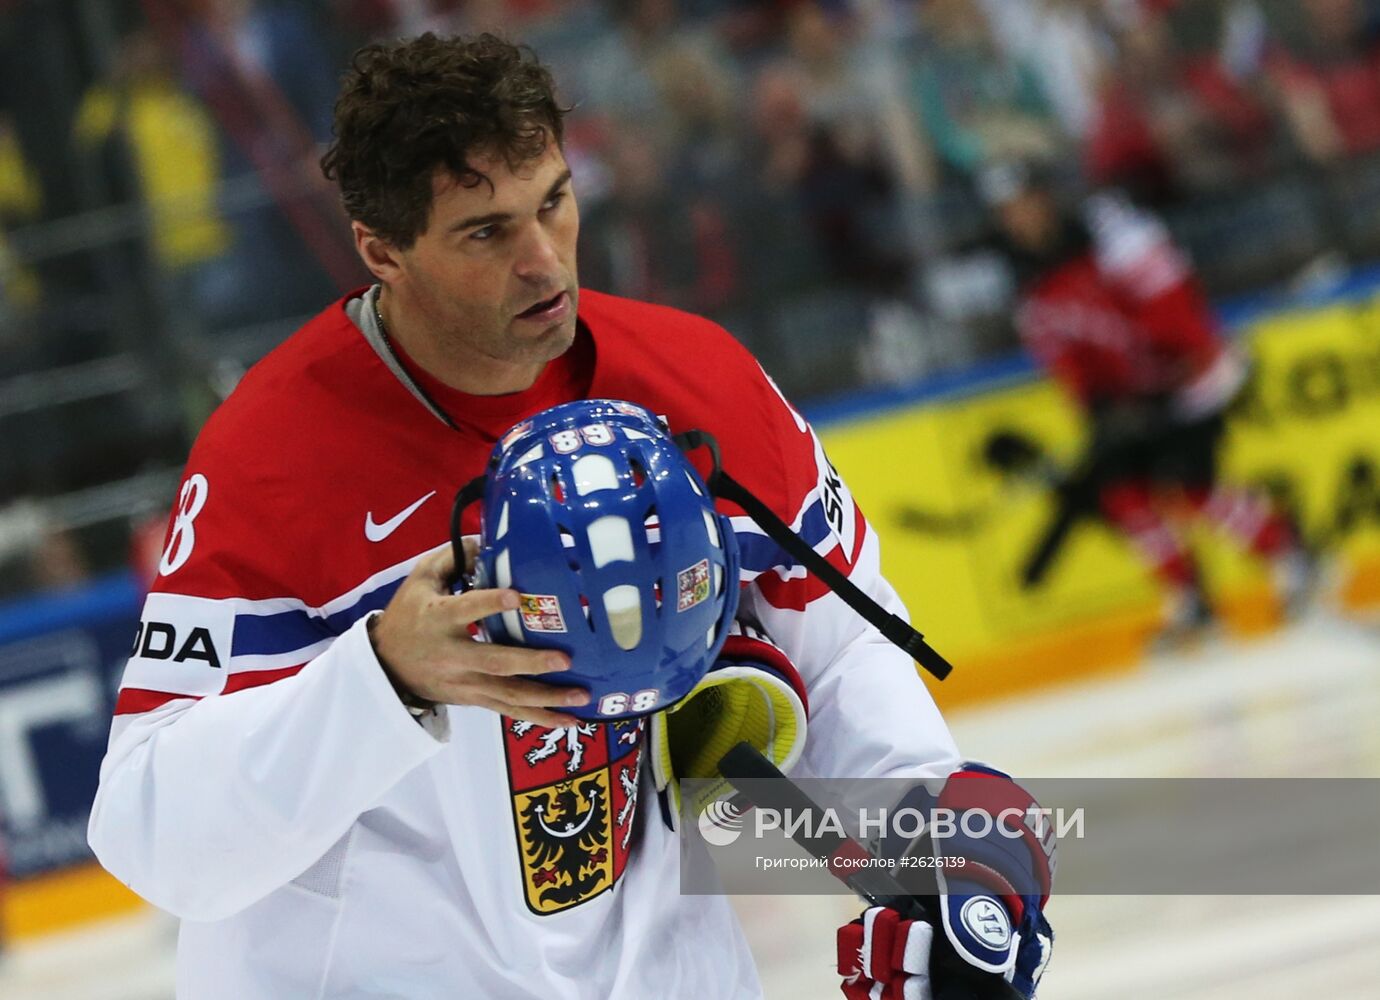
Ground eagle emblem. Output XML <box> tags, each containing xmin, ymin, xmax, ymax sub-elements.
<box><xmin>504</xmin><ymin>717</ymin><xmax>644</xmax><ymax>914</ymax></box>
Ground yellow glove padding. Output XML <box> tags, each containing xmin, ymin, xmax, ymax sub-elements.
<box><xmin>649</xmin><ymin>627</ymin><xmax>808</xmax><ymax>831</ymax></box>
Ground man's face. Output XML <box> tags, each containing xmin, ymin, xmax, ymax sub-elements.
<box><xmin>389</xmin><ymin>140</ymin><xmax>580</xmax><ymax>378</ymax></box>
<box><xmin>997</xmin><ymin>189</ymin><xmax>1059</xmax><ymax>254</ymax></box>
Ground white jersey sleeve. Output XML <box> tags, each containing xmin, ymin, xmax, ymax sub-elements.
<box><xmin>87</xmin><ymin>477</ymin><xmax>449</xmax><ymax>921</ymax></box>
<box><xmin>729</xmin><ymin>370</ymin><xmax>962</xmax><ymax>783</ymax></box>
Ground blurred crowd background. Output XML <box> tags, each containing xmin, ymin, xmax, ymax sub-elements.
<box><xmin>3</xmin><ymin>0</ymin><xmax>1380</xmax><ymax>598</ymax></box>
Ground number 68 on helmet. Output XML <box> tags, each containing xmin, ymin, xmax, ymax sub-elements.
<box><xmin>453</xmin><ymin>400</ymin><xmax>741</xmax><ymax>720</ymax></box>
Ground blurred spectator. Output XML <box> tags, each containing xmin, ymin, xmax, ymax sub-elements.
<box><xmin>1087</xmin><ymin>2</ymin><xmax>1279</xmax><ymax>203</ymax></box>
<box><xmin>156</xmin><ymin>0</ymin><xmax>356</xmax><ymax>323</ymax></box>
<box><xmin>331</xmin><ymin>0</ymin><xmax>462</xmax><ymax>36</ymax></box>
<box><xmin>907</xmin><ymin>0</ymin><xmax>1065</xmax><ymax>180</ymax></box>
<box><xmin>129</xmin><ymin>506</ymin><xmax>169</xmax><ymax>595</ymax></box>
<box><xmin>0</xmin><ymin>499</ymin><xmax>91</xmax><ymax>597</ymax></box>
<box><xmin>980</xmin><ymin>0</ymin><xmax>1113</xmax><ymax>141</ymax></box>
<box><xmin>738</xmin><ymin>63</ymin><xmax>830</xmax><ymax>300</ymax></box>
<box><xmin>0</xmin><ymin>113</ymin><xmax>43</xmax><ymax>331</ymax></box>
<box><xmin>72</xmin><ymin>29</ymin><xmax>235</xmax><ymax>323</ymax></box>
<box><xmin>0</xmin><ymin>0</ymin><xmax>89</xmax><ymax>228</ymax></box>
<box><xmin>579</xmin><ymin>0</ymin><xmax>694</xmax><ymax>125</ymax></box>
<box><xmin>1268</xmin><ymin>0</ymin><xmax>1380</xmax><ymax>163</ymax></box>
<box><xmin>746</xmin><ymin>4</ymin><xmax>912</xmax><ymax>294</ymax></box>
<box><xmin>27</xmin><ymin>525</ymin><xmax>91</xmax><ymax>591</ymax></box>
<box><xmin>578</xmin><ymin>128</ymin><xmax>717</xmax><ymax>309</ymax></box>
<box><xmin>189</xmin><ymin>0</ymin><xmax>339</xmax><ymax>142</ymax></box>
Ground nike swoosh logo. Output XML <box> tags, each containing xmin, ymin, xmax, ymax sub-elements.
<box><xmin>365</xmin><ymin>491</ymin><xmax>436</xmax><ymax>542</ymax></box>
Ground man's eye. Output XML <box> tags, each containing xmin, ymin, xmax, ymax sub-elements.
<box><xmin>541</xmin><ymin>192</ymin><xmax>566</xmax><ymax>212</ymax></box>
<box><xmin>470</xmin><ymin>225</ymin><xmax>499</xmax><ymax>241</ymax></box>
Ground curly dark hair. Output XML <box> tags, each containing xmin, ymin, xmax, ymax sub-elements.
<box><xmin>321</xmin><ymin>33</ymin><xmax>568</xmax><ymax>249</ymax></box>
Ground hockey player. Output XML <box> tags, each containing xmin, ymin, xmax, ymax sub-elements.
<box><xmin>984</xmin><ymin>161</ymin><xmax>1313</xmax><ymax>635</ymax></box>
<box><xmin>88</xmin><ymin>34</ymin><xmax>1051</xmax><ymax>998</ymax></box>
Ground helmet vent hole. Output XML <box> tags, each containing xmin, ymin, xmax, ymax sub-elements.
<box><xmin>629</xmin><ymin>457</ymin><xmax>647</xmax><ymax>488</ymax></box>
<box><xmin>589</xmin><ymin>516</ymin><xmax>635</xmax><ymax>568</ymax></box>
<box><xmin>579</xmin><ymin>593</ymin><xmax>594</xmax><ymax>628</ymax></box>
<box><xmin>713</xmin><ymin>563</ymin><xmax>724</xmax><ymax>597</ymax></box>
<box><xmin>495</xmin><ymin>502</ymin><xmax>510</xmax><ymax>540</ymax></box>
<box><xmin>653</xmin><ymin>579</ymin><xmax>663</xmax><ymax>609</ymax></box>
<box><xmin>559</xmin><ymin>526</ymin><xmax>579</xmax><ymax>571</ymax></box>
<box><xmin>685</xmin><ymin>470</ymin><xmax>703</xmax><ymax>496</ymax></box>
<box><xmin>573</xmin><ymin>454</ymin><xmax>619</xmax><ymax>496</ymax></box>
<box><xmin>604</xmin><ymin>586</ymin><xmax>643</xmax><ymax>650</ymax></box>
<box><xmin>705</xmin><ymin>623</ymin><xmax>717</xmax><ymax>649</ymax></box>
<box><xmin>550</xmin><ymin>473</ymin><xmax>565</xmax><ymax>504</ymax></box>
<box><xmin>702</xmin><ymin>509</ymin><xmax>721</xmax><ymax>548</ymax></box>
<box><xmin>644</xmin><ymin>505</ymin><xmax>659</xmax><ymax>540</ymax></box>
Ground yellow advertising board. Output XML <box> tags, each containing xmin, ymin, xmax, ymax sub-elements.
<box><xmin>819</xmin><ymin>297</ymin><xmax>1380</xmax><ymax>710</ymax></box>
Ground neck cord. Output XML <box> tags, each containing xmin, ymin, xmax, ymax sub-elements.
<box><xmin>371</xmin><ymin>289</ymin><xmax>461</xmax><ymax>431</ymax></box>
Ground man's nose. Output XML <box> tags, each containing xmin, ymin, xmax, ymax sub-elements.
<box><xmin>514</xmin><ymin>221</ymin><xmax>561</xmax><ymax>281</ymax></box>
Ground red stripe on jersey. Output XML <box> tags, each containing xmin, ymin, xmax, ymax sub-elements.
<box><xmin>114</xmin><ymin>688</ymin><xmax>201</xmax><ymax>716</ymax></box>
<box><xmin>113</xmin><ymin>665</ymin><xmax>306</xmax><ymax>715</ymax></box>
<box><xmin>221</xmin><ymin>664</ymin><xmax>306</xmax><ymax>694</ymax></box>
<box><xmin>847</xmin><ymin>500</ymin><xmax>867</xmax><ymax>565</ymax></box>
<box><xmin>753</xmin><ymin>527</ymin><xmax>862</xmax><ymax>611</ymax></box>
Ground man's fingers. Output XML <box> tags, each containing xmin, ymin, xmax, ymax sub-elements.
<box><xmin>414</xmin><ymin>546</ymin><xmax>457</xmax><ymax>588</ymax></box>
<box><xmin>465</xmin><ymin>643</ymin><xmax>571</xmax><ymax>677</ymax></box>
<box><xmin>471</xmin><ymin>695</ymin><xmax>584</xmax><ymax>731</ymax></box>
<box><xmin>448</xmin><ymin>586</ymin><xmax>525</xmax><ymax>628</ymax></box>
<box><xmin>481</xmin><ymin>675</ymin><xmax>591</xmax><ymax>710</ymax></box>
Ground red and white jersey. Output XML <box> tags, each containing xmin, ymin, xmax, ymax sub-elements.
<box><xmin>88</xmin><ymin>286</ymin><xmax>959</xmax><ymax>999</ymax></box>
<box><xmin>1015</xmin><ymin>194</ymin><xmax>1244</xmax><ymax>417</ymax></box>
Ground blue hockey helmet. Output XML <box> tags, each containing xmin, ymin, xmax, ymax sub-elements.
<box><xmin>454</xmin><ymin>399</ymin><xmax>741</xmax><ymax>721</ymax></box>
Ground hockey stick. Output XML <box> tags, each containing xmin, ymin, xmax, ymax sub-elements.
<box><xmin>1019</xmin><ymin>480</ymin><xmax>1089</xmax><ymax>588</ymax></box>
<box><xmin>717</xmin><ymin>742</ymin><xmax>1025</xmax><ymax>1000</ymax></box>
<box><xmin>892</xmin><ymin>430</ymin><xmax>1080</xmax><ymax>551</ymax></box>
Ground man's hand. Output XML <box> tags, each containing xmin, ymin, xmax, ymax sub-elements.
<box><xmin>368</xmin><ymin>542</ymin><xmax>591</xmax><ymax>727</ymax></box>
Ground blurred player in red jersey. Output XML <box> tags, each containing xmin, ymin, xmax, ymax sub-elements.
<box><xmin>984</xmin><ymin>161</ymin><xmax>1313</xmax><ymax>636</ymax></box>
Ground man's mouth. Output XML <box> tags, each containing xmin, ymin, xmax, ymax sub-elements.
<box><xmin>517</xmin><ymin>291</ymin><xmax>567</xmax><ymax>319</ymax></box>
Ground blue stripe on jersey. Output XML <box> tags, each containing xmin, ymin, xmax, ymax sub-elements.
<box><xmin>733</xmin><ymin>498</ymin><xmax>834</xmax><ymax>574</ymax></box>
<box><xmin>231</xmin><ymin>607</ymin><xmax>333</xmax><ymax>657</ymax></box>
<box><xmin>230</xmin><ymin>578</ymin><xmax>404</xmax><ymax>657</ymax></box>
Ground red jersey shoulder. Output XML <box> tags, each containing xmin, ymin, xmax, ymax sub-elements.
<box><xmin>579</xmin><ymin>289</ymin><xmax>818</xmax><ymax>526</ymax></box>
<box><xmin>196</xmin><ymin>294</ymin><xmax>373</xmax><ymax>461</ymax></box>
<box><xmin>578</xmin><ymin>289</ymin><xmax>761</xmax><ymax>395</ymax></box>
<box><xmin>154</xmin><ymin>293</ymin><xmax>453</xmax><ymax>603</ymax></box>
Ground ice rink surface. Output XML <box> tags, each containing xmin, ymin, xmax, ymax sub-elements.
<box><xmin>5</xmin><ymin>609</ymin><xmax>1378</xmax><ymax>999</ymax></box>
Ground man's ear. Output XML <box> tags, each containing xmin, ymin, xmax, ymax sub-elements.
<box><xmin>353</xmin><ymin>222</ymin><xmax>405</xmax><ymax>283</ymax></box>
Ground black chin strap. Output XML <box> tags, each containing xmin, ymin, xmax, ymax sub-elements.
<box><xmin>674</xmin><ymin>429</ymin><xmax>954</xmax><ymax>681</ymax></box>
<box><xmin>450</xmin><ymin>473</ymin><xmax>488</xmax><ymax>592</ymax></box>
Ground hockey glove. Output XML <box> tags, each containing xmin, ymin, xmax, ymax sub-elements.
<box><xmin>649</xmin><ymin>620</ymin><xmax>808</xmax><ymax>830</ymax></box>
<box><xmin>838</xmin><ymin>764</ymin><xmax>1055</xmax><ymax>999</ymax></box>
